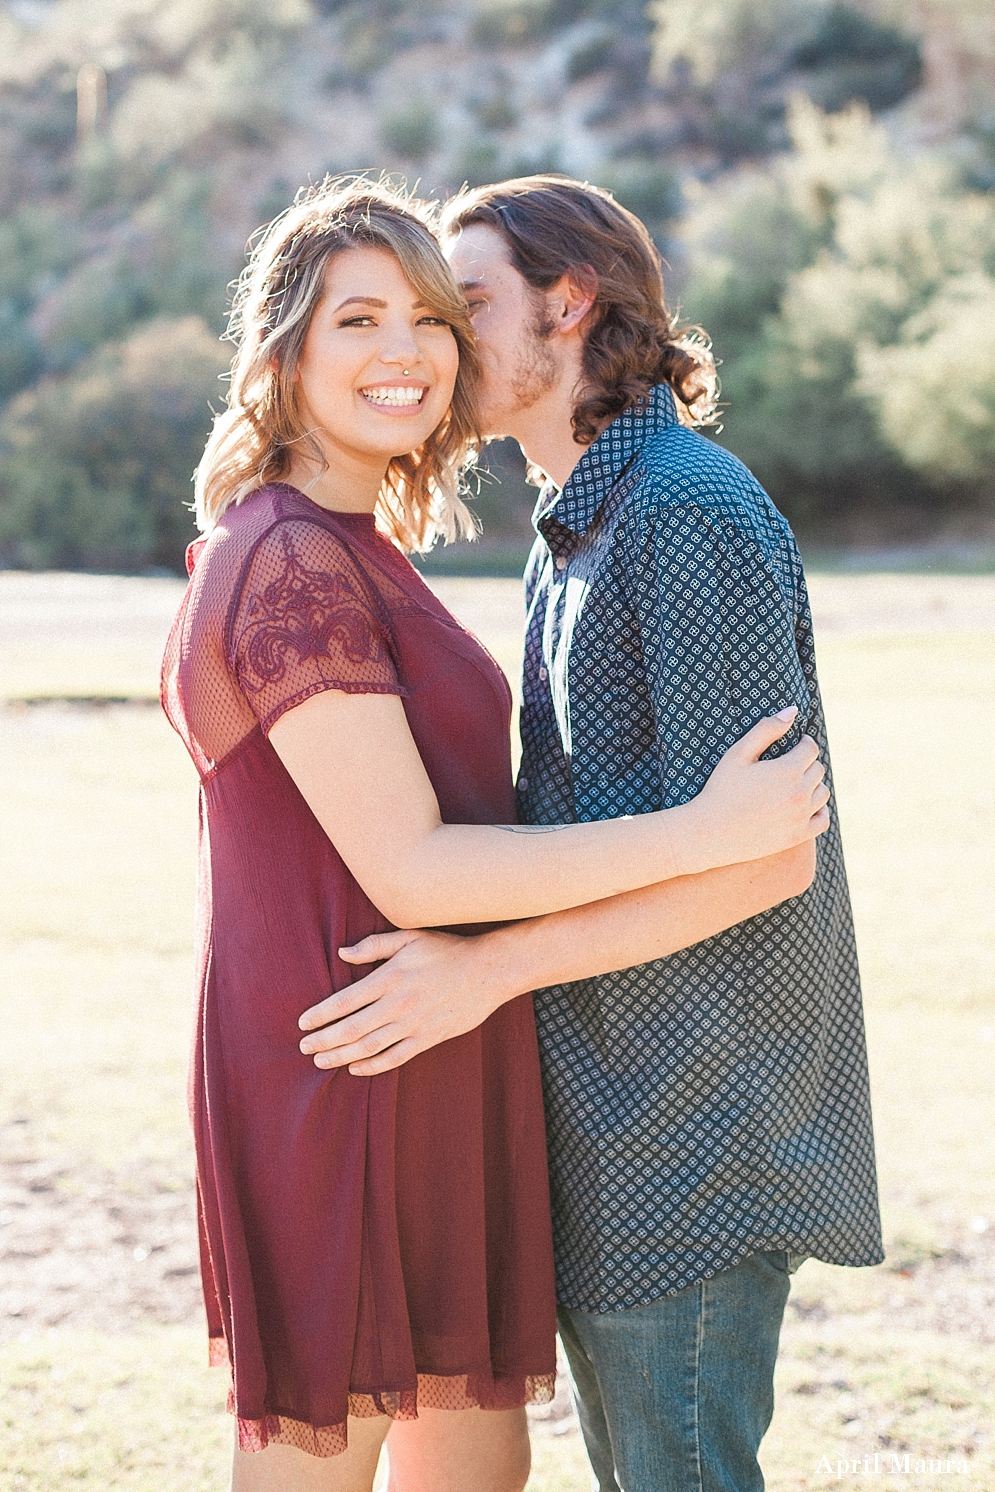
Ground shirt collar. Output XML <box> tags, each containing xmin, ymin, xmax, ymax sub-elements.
<box><xmin>534</xmin><ymin>382</ymin><xmax>679</xmax><ymax>539</ymax></box>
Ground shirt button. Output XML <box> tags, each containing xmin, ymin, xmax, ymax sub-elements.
<box><xmin>554</xmin><ymin>556</ymin><xmax>567</xmax><ymax>571</ymax></box>
<box><xmin>539</xmin><ymin>666</ymin><xmax>548</xmax><ymax>682</ymax></box>
<box><xmin>518</xmin><ymin>777</ymin><xmax>529</xmax><ymax>790</ymax></box>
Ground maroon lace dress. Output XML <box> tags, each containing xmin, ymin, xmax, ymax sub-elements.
<box><xmin>161</xmin><ymin>484</ymin><xmax>556</xmax><ymax>1456</ymax></box>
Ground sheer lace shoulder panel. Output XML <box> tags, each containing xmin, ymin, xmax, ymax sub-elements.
<box><xmin>230</xmin><ymin>518</ymin><xmax>406</xmax><ymax>735</ymax></box>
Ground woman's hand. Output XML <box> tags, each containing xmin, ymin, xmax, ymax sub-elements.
<box><xmin>683</xmin><ymin>707</ymin><xmax>830</xmax><ymax>873</ymax></box>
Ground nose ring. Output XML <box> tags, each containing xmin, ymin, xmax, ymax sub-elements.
<box><xmin>403</xmin><ymin>369</ymin><xmax>410</xmax><ymax>376</ymax></box>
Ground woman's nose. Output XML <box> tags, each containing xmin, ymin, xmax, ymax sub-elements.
<box><xmin>380</xmin><ymin>328</ymin><xmax>422</xmax><ymax>368</ymax></box>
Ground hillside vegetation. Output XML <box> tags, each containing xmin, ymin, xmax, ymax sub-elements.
<box><xmin>0</xmin><ymin>0</ymin><xmax>993</xmax><ymax>571</ymax></box>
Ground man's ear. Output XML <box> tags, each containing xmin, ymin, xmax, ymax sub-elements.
<box><xmin>549</xmin><ymin>265</ymin><xmax>598</xmax><ymax>335</ymax></box>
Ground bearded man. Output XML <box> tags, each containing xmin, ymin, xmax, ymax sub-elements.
<box><xmin>299</xmin><ymin>176</ymin><xmax>882</xmax><ymax>1492</ymax></box>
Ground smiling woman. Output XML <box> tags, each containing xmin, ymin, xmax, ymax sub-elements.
<box><xmin>194</xmin><ymin>176</ymin><xmax>481</xmax><ymax>552</ymax></box>
<box><xmin>164</xmin><ymin>179</ymin><xmax>572</xmax><ymax>1492</ymax></box>
<box><xmin>281</xmin><ymin>250</ymin><xmax>459</xmax><ymax>519</ymax></box>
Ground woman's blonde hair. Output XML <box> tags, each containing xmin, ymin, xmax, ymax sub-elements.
<box><xmin>195</xmin><ymin>176</ymin><xmax>480</xmax><ymax>551</ymax></box>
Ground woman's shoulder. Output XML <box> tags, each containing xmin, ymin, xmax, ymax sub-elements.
<box><xmin>216</xmin><ymin>483</ymin><xmax>313</xmax><ymax>543</ymax></box>
<box><xmin>192</xmin><ymin>484</ymin><xmax>292</xmax><ymax>569</ymax></box>
<box><xmin>203</xmin><ymin>486</ymin><xmax>364</xmax><ymax>575</ymax></box>
<box><xmin>199</xmin><ymin>485</ymin><xmax>444</xmax><ymax>630</ymax></box>
<box><xmin>185</xmin><ymin>487</ymin><xmax>353</xmax><ymax>631</ymax></box>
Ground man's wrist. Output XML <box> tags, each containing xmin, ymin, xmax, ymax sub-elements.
<box><xmin>469</xmin><ymin>922</ymin><xmax>543</xmax><ymax>1009</ymax></box>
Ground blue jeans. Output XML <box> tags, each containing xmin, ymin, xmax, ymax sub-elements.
<box><xmin>558</xmin><ymin>1251</ymin><xmax>802</xmax><ymax>1492</ymax></box>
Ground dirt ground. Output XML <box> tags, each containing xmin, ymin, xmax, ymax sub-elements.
<box><xmin>2</xmin><ymin>565</ymin><xmax>995</xmax><ymax>630</ymax></box>
<box><xmin>1</xmin><ymin>569</ymin><xmax>994</xmax><ymax>1482</ymax></box>
<box><xmin>4</xmin><ymin>1139</ymin><xmax>995</xmax><ymax>1346</ymax></box>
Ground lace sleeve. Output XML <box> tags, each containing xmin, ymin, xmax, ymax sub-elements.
<box><xmin>230</xmin><ymin>519</ymin><xmax>405</xmax><ymax>735</ymax></box>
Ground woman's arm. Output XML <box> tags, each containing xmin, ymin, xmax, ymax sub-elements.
<box><xmin>297</xmin><ymin>841</ymin><xmax>816</xmax><ymax>1074</ymax></box>
<box><xmin>269</xmin><ymin>691</ymin><xmax>827</xmax><ymax>928</ymax></box>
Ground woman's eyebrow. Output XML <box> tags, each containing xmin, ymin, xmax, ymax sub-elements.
<box><xmin>333</xmin><ymin>295</ymin><xmax>388</xmax><ymax>311</ymax></box>
<box><xmin>332</xmin><ymin>296</ymin><xmax>435</xmax><ymax>312</ymax></box>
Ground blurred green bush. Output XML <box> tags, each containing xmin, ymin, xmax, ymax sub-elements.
<box><xmin>472</xmin><ymin>0</ymin><xmax>630</xmax><ymax>48</ymax></box>
<box><xmin>474</xmin><ymin>93</ymin><xmax>518</xmax><ymax>131</ymax></box>
<box><xmin>592</xmin><ymin>158</ymin><xmax>682</xmax><ymax>235</ymax></box>
<box><xmin>380</xmin><ymin>101</ymin><xmax>439</xmax><ymax>160</ymax></box>
<box><xmin>566</xmin><ymin>32</ymin><xmax>617</xmax><ymax>83</ymax></box>
<box><xmin>680</xmin><ymin>98</ymin><xmax>995</xmax><ymax>528</ymax></box>
<box><xmin>450</xmin><ymin>140</ymin><xmax>503</xmax><ymax>189</ymax></box>
<box><xmin>0</xmin><ymin>319</ymin><xmax>228</xmax><ymax>572</ymax></box>
<box><xmin>789</xmin><ymin>5</ymin><xmax>922</xmax><ymax>113</ymax></box>
<box><xmin>648</xmin><ymin>0</ymin><xmax>923</xmax><ymax>161</ymax></box>
<box><xmin>0</xmin><ymin>0</ymin><xmax>990</xmax><ymax>571</ymax></box>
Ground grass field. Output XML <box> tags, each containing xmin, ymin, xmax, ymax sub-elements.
<box><xmin>1</xmin><ymin>572</ymin><xmax>993</xmax><ymax>1491</ymax></box>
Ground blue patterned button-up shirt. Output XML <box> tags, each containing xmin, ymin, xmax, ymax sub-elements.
<box><xmin>518</xmin><ymin>382</ymin><xmax>883</xmax><ymax>1312</ymax></box>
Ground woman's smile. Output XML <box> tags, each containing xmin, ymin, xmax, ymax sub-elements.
<box><xmin>359</xmin><ymin>381</ymin><xmax>428</xmax><ymax>411</ymax></box>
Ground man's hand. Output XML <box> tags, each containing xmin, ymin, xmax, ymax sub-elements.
<box><xmin>298</xmin><ymin>930</ymin><xmax>509</xmax><ymax>1077</ymax></box>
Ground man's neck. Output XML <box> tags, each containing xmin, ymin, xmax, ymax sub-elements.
<box><xmin>504</xmin><ymin>375</ymin><xmax>592</xmax><ymax>492</ymax></box>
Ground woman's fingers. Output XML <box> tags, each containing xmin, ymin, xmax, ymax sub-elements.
<box><xmin>801</xmin><ymin>758</ymin><xmax>826</xmax><ymax>786</ymax></box>
<box><xmin>778</xmin><ymin>735</ymin><xmax>830</xmax><ymax>841</ymax></box>
<box><xmin>729</xmin><ymin>708</ymin><xmax>799</xmax><ymax>762</ymax></box>
<box><xmin>784</xmin><ymin>732</ymin><xmax>820</xmax><ymax>768</ymax></box>
<box><xmin>801</xmin><ymin>766</ymin><xmax>828</xmax><ymax>808</ymax></box>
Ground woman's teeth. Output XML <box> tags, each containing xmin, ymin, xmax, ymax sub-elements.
<box><xmin>362</xmin><ymin>386</ymin><xmax>425</xmax><ymax>407</ymax></box>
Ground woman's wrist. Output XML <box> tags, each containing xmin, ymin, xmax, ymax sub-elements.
<box><xmin>660</xmin><ymin>799</ymin><xmax>712</xmax><ymax>879</ymax></box>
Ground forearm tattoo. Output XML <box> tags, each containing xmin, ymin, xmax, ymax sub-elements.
<box><xmin>491</xmin><ymin>823</ymin><xmax>563</xmax><ymax>834</ymax></box>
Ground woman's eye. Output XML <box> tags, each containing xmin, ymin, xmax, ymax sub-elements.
<box><xmin>464</xmin><ymin>300</ymin><xmax>485</xmax><ymax>318</ymax></box>
<box><xmin>339</xmin><ymin>315</ymin><xmax>376</xmax><ymax>328</ymax></box>
<box><xmin>417</xmin><ymin>315</ymin><xmax>450</xmax><ymax>327</ymax></box>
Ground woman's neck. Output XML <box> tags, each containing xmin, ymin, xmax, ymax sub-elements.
<box><xmin>286</xmin><ymin>442</ymin><xmax>386</xmax><ymax>515</ymax></box>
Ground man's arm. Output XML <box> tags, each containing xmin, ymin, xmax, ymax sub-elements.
<box><xmin>488</xmin><ymin>841</ymin><xmax>814</xmax><ymax>988</ymax></box>
<box><xmin>297</xmin><ymin>841</ymin><xmax>815</xmax><ymax>1075</ymax></box>
<box><xmin>632</xmin><ymin>498</ymin><xmax>812</xmax><ymax>805</ymax></box>
<box><xmin>296</xmin><ymin>497</ymin><xmax>823</xmax><ymax>1075</ymax></box>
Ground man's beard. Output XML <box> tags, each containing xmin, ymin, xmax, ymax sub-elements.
<box><xmin>509</xmin><ymin>301</ymin><xmax>558</xmax><ymax>410</ymax></box>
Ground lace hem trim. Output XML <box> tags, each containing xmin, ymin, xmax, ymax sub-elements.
<box><xmin>210</xmin><ymin>1337</ymin><xmax>555</xmax><ymax>1459</ymax></box>
<box><xmin>258</xmin><ymin>676</ymin><xmax>406</xmax><ymax>736</ymax></box>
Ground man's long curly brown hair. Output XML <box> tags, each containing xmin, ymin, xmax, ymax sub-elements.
<box><xmin>440</xmin><ymin>174</ymin><xmax>718</xmax><ymax>446</ymax></box>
